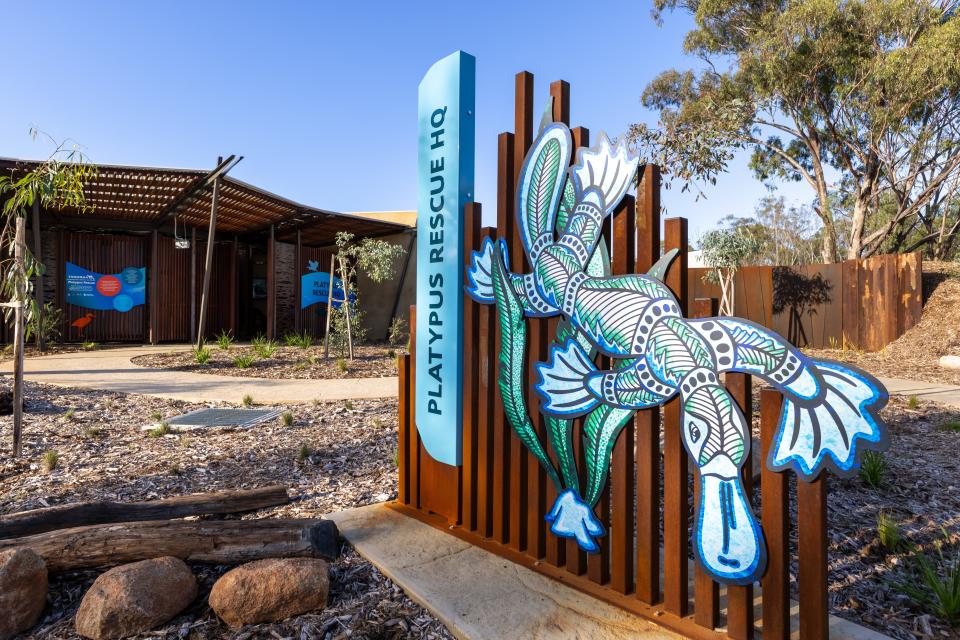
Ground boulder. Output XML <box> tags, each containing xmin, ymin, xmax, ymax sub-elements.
<box><xmin>74</xmin><ymin>556</ymin><xmax>197</xmax><ymax>640</ymax></box>
<box><xmin>209</xmin><ymin>558</ymin><xmax>330</xmax><ymax>627</ymax></box>
<box><xmin>939</xmin><ymin>355</ymin><xmax>960</xmax><ymax>370</ymax></box>
<box><xmin>0</xmin><ymin>548</ymin><xmax>48</xmax><ymax>640</ymax></box>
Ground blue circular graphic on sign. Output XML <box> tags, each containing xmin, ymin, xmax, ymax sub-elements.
<box><xmin>120</xmin><ymin>267</ymin><xmax>143</xmax><ymax>285</ymax></box>
<box><xmin>112</xmin><ymin>294</ymin><xmax>134</xmax><ymax>312</ymax></box>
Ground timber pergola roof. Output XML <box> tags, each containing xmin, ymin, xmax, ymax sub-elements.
<box><xmin>0</xmin><ymin>156</ymin><xmax>408</xmax><ymax>246</ymax></box>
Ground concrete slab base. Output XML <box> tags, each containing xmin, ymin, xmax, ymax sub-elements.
<box><xmin>330</xmin><ymin>503</ymin><xmax>892</xmax><ymax>640</ymax></box>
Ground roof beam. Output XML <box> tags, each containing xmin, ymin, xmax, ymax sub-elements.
<box><xmin>153</xmin><ymin>154</ymin><xmax>241</xmax><ymax>229</ymax></box>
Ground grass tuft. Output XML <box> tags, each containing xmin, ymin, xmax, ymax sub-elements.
<box><xmin>297</xmin><ymin>442</ymin><xmax>312</xmax><ymax>463</ymax></box>
<box><xmin>908</xmin><ymin>395</ymin><xmax>920</xmax><ymax>410</ymax></box>
<box><xmin>42</xmin><ymin>450</ymin><xmax>59</xmax><ymax>472</ymax></box>
<box><xmin>253</xmin><ymin>340</ymin><xmax>278</xmax><ymax>359</ymax></box>
<box><xmin>82</xmin><ymin>341</ymin><xmax>99</xmax><ymax>351</ymax></box>
<box><xmin>336</xmin><ymin>358</ymin><xmax>348</xmax><ymax>373</ymax></box>
<box><xmin>878</xmin><ymin>511</ymin><xmax>904</xmax><ymax>552</ymax></box>
<box><xmin>233</xmin><ymin>354</ymin><xmax>255</xmax><ymax>369</ymax></box>
<box><xmin>280</xmin><ymin>411</ymin><xmax>294</xmax><ymax>426</ymax></box>
<box><xmin>942</xmin><ymin>421</ymin><xmax>960</xmax><ymax>433</ymax></box>
<box><xmin>215</xmin><ymin>330</ymin><xmax>234</xmax><ymax>351</ymax></box>
<box><xmin>242</xmin><ymin>394</ymin><xmax>254</xmax><ymax>407</ymax></box>
<box><xmin>344</xmin><ymin>399</ymin><xmax>354</xmax><ymax>411</ymax></box>
<box><xmin>193</xmin><ymin>344</ymin><xmax>211</xmax><ymax>364</ymax></box>
<box><xmin>860</xmin><ymin>450</ymin><xmax>888</xmax><ymax>488</ymax></box>
<box><xmin>896</xmin><ymin>530</ymin><xmax>960</xmax><ymax>627</ymax></box>
<box><xmin>148</xmin><ymin>422</ymin><xmax>170</xmax><ymax>438</ymax></box>
<box><xmin>63</xmin><ymin>407</ymin><xmax>76</xmax><ymax>421</ymax></box>
<box><xmin>84</xmin><ymin>426</ymin><xmax>103</xmax><ymax>438</ymax></box>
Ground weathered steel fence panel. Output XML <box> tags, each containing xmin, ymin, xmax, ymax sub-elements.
<box><xmin>394</xmin><ymin>72</ymin><xmax>836</xmax><ymax>639</ymax></box>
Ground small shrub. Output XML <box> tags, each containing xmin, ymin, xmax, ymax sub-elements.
<box><xmin>387</xmin><ymin>349</ymin><xmax>396</xmax><ymax>360</ymax></box>
<box><xmin>860</xmin><ymin>450</ymin><xmax>888</xmax><ymax>488</ymax></box>
<box><xmin>169</xmin><ymin>463</ymin><xmax>181</xmax><ymax>475</ymax></box>
<box><xmin>388</xmin><ymin>316</ymin><xmax>408</xmax><ymax>346</ymax></box>
<box><xmin>215</xmin><ymin>330</ymin><xmax>234</xmax><ymax>351</ymax></box>
<box><xmin>63</xmin><ymin>407</ymin><xmax>76</xmax><ymax>421</ymax></box>
<box><xmin>297</xmin><ymin>443</ymin><xmax>312</xmax><ymax>462</ymax></box>
<box><xmin>293</xmin><ymin>360</ymin><xmax>308</xmax><ymax>371</ymax></box>
<box><xmin>896</xmin><ymin>531</ymin><xmax>960</xmax><ymax>626</ymax></box>
<box><xmin>82</xmin><ymin>341</ymin><xmax>99</xmax><ymax>351</ymax></box>
<box><xmin>251</xmin><ymin>333</ymin><xmax>268</xmax><ymax>348</ymax></box>
<box><xmin>908</xmin><ymin>395</ymin><xmax>919</xmax><ymax>410</ymax></box>
<box><xmin>41</xmin><ymin>449</ymin><xmax>59</xmax><ymax>470</ymax></box>
<box><xmin>148</xmin><ymin>422</ymin><xmax>170</xmax><ymax>438</ymax></box>
<box><xmin>193</xmin><ymin>345</ymin><xmax>211</xmax><ymax>364</ymax></box>
<box><xmin>312</xmin><ymin>397</ymin><xmax>321</xmax><ymax>407</ymax></box>
<box><xmin>254</xmin><ymin>340</ymin><xmax>277</xmax><ymax>359</ymax></box>
<box><xmin>242</xmin><ymin>394</ymin><xmax>254</xmax><ymax>407</ymax></box>
<box><xmin>26</xmin><ymin>302</ymin><xmax>63</xmax><ymax>345</ymax></box>
<box><xmin>150</xmin><ymin>411</ymin><xmax>162</xmax><ymax>421</ymax></box>
<box><xmin>344</xmin><ymin>399</ymin><xmax>354</xmax><ymax>411</ymax></box>
<box><xmin>280</xmin><ymin>411</ymin><xmax>294</xmax><ymax>426</ymax></box>
<box><xmin>284</xmin><ymin>332</ymin><xmax>313</xmax><ymax>348</ymax></box>
<box><xmin>942</xmin><ymin>421</ymin><xmax>960</xmax><ymax>433</ymax></box>
<box><xmin>878</xmin><ymin>512</ymin><xmax>904</xmax><ymax>552</ymax></box>
<box><xmin>84</xmin><ymin>426</ymin><xmax>103</xmax><ymax>438</ymax></box>
<box><xmin>42</xmin><ymin>450</ymin><xmax>59</xmax><ymax>472</ymax></box>
<box><xmin>336</xmin><ymin>358</ymin><xmax>348</xmax><ymax>373</ymax></box>
<box><xmin>234</xmin><ymin>354</ymin><xmax>255</xmax><ymax>369</ymax></box>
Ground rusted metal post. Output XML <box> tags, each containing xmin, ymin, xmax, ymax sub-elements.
<box><xmin>196</xmin><ymin>157</ymin><xmax>222</xmax><ymax>348</ymax></box>
<box><xmin>31</xmin><ymin>200</ymin><xmax>44</xmax><ymax>352</ymax></box>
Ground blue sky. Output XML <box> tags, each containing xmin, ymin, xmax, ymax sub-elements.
<box><xmin>2</xmin><ymin>1</ymin><xmax>810</xmax><ymax>240</ymax></box>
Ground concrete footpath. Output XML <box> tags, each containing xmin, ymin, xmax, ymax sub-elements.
<box><xmin>878</xmin><ymin>376</ymin><xmax>960</xmax><ymax>409</ymax></box>
<box><xmin>0</xmin><ymin>346</ymin><xmax>398</xmax><ymax>404</ymax></box>
<box><xmin>330</xmin><ymin>503</ymin><xmax>891</xmax><ymax>640</ymax></box>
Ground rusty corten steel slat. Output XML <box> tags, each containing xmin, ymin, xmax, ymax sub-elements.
<box><xmin>461</xmin><ymin>203</ymin><xmax>481</xmax><ymax>531</ymax></box>
<box><xmin>398</xmin><ymin>354</ymin><xmax>411</xmax><ymax>505</ymax></box>
<box><xmin>798</xmin><ymin>472</ymin><xmax>829</xmax><ymax>640</ymax></box>
<box><xmin>476</xmin><ymin>227</ymin><xmax>497</xmax><ymax>538</ymax></box>
<box><xmin>409</xmin><ymin>306</ymin><xmax>421</xmax><ymax>509</ymax></box>
<box><xmin>725</xmin><ymin>372</ymin><xmax>755</xmax><ymax>640</ymax></box>
<box><xmin>760</xmin><ymin>389</ymin><xmax>790</xmax><ymax>640</ymax></box>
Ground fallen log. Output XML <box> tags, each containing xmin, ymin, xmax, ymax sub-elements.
<box><xmin>0</xmin><ymin>485</ymin><xmax>290</xmax><ymax>539</ymax></box>
<box><xmin>0</xmin><ymin>518</ymin><xmax>339</xmax><ymax>573</ymax></box>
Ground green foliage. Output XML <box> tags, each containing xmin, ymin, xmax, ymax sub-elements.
<box><xmin>860</xmin><ymin>450</ymin><xmax>889</xmax><ymax>488</ymax></box>
<box><xmin>41</xmin><ymin>449</ymin><xmax>59</xmax><ymax>472</ymax></box>
<box><xmin>215</xmin><ymin>330</ymin><xmax>234</xmax><ymax>351</ymax></box>
<box><xmin>63</xmin><ymin>407</ymin><xmax>76</xmax><ymax>421</ymax></box>
<box><xmin>82</xmin><ymin>341</ymin><xmax>98</xmax><ymax>351</ymax></box>
<box><xmin>193</xmin><ymin>344</ymin><xmax>211</xmax><ymax>364</ymax></box>
<box><xmin>715</xmin><ymin>198</ymin><xmax>821</xmax><ymax>266</ymax></box>
<box><xmin>251</xmin><ymin>333</ymin><xmax>267</xmax><ymax>348</ymax></box>
<box><xmin>280</xmin><ymin>411</ymin><xmax>293</xmax><ymax>426</ymax></box>
<box><xmin>150</xmin><ymin>411</ymin><xmax>162</xmax><ymax>421</ymax></box>
<box><xmin>83</xmin><ymin>426</ymin><xmax>102</xmax><ymax>438</ymax></box>
<box><xmin>387</xmin><ymin>349</ymin><xmax>396</xmax><ymax>360</ymax></box>
<box><xmin>297</xmin><ymin>443</ymin><xmax>312</xmax><ymax>463</ymax></box>
<box><xmin>344</xmin><ymin>399</ymin><xmax>354</xmax><ymax>411</ymax></box>
<box><xmin>253</xmin><ymin>340</ymin><xmax>277</xmax><ymax>359</ymax></box>
<box><xmin>896</xmin><ymin>530</ymin><xmax>960</xmax><ymax>626</ymax></box>
<box><xmin>336</xmin><ymin>358</ymin><xmax>348</xmax><ymax>373</ymax></box>
<box><xmin>630</xmin><ymin>0</ymin><xmax>960</xmax><ymax>261</ymax></box>
<box><xmin>327</xmin><ymin>304</ymin><xmax>367</xmax><ymax>356</ymax></box>
<box><xmin>26</xmin><ymin>302</ymin><xmax>62</xmax><ymax>345</ymax></box>
<box><xmin>878</xmin><ymin>511</ymin><xmax>904</xmax><ymax>552</ymax></box>
<box><xmin>388</xmin><ymin>316</ymin><xmax>408</xmax><ymax>346</ymax></box>
<box><xmin>241</xmin><ymin>394</ymin><xmax>254</xmax><ymax>407</ymax></box>
<box><xmin>148</xmin><ymin>422</ymin><xmax>170</xmax><ymax>438</ymax></box>
<box><xmin>908</xmin><ymin>395</ymin><xmax>920</xmax><ymax>409</ymax></box>
<box><xmin>233</xmin><ymin>354</ymin><xmax>255</xmax><ymax>369</ymax></box>
<box><xmin>168</xmin><ymin>463</ymin><xmax>181</xmax><ymax>475</ymax></box>
<box><xmin>700</xmin><ymin>226</ymin><xmax>761</xmax><ymax>315</ymax></box>
<box><xmin>942</xmin><ymin>421</ymin><xmax>960</xmax><ymax>433</ymax></box>
<box><xmin>283</xmin><ymin>331</ymin><xmax>313</xmax><ymax>348</ymax></box>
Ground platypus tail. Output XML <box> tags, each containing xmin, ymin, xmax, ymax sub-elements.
<box><xmin>773</xmin><ymin>360</ymin><xmax>888</xmax><ymax>479</ymax></box>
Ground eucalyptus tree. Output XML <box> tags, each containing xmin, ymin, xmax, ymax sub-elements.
<box><xmin>0</xmin><ymin>130</ymin><xmax>94</xmax><ymax>457</ymax></box>
<box><xmin>630</xmin><ymin>0</ymin><xmax>960</xmax><ymax>262</ymax></box>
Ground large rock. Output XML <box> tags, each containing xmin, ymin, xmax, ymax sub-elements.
<box><xmin>939</xmin><ymin>355</ymin><xmax>960</xmax><ymax>370</ymax></box>
<box><xmin>75</xmin><ymin>556</ymin><xmax>197</xmax><ymax>640</ymax></box>
<box><xmin>209</xmin><ymin>558</ymin><xmax>330</xmax><ymax>628</ymax></box>
<box><xmin>0</xmin><ymin>548</ymin><xmax>48</xmax><ymax>640</ymax></box>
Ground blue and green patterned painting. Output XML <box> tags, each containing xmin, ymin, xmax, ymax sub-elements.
<box><xmin>465</xmin><ymin>108</ymin><xmax>890</xmax><ymax>586</ymax></box>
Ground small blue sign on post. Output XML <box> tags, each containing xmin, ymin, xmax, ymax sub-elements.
<box><xmin>415</xmin><ymin>51</ymin><xmax>475</xmax><ymax>466</ymax></box>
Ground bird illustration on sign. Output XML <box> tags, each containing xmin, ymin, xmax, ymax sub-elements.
<box><xmin>465</xmin><ymin>106</ymin><xmax>889</xmax><ymax>585</ymax></box>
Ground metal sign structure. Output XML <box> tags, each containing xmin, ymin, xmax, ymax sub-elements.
<box><xmin>415</xmin><ymin>50</ymin><xmax>476</xmax><ymax>466</ymax></box>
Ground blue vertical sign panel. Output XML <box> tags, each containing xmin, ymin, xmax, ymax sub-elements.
<box><xmin>415</xmin><ymin>51</ymin><xmax>475</xmax><ymax>466</ymax></box>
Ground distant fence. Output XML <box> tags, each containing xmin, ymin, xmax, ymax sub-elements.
<box><xmin>689</xmin><ymin>253</ymin><xmax>922</xmax><ymax>351</ymax></box>
<box><xmin>396</xmin><ymin>73</ymin><xmax>835</xmax><ymax>639</ymax></box>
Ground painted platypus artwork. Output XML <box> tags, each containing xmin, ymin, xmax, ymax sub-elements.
<box><xmin>464</xmin><ymin>106</ymin><xmax>890</xmax><ymax>586</ymax></box>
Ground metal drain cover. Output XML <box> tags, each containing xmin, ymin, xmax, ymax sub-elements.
<box><xmin>162</xmin><ymin>407</ymin><xmax>283</xmax><ymax>431</ymax></box>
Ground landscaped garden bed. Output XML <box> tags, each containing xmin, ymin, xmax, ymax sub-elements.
<box><xmin>1</xmin><ymin>380</ymin><xmax>957</xmax><ymax>638</ymax></box>
<box><xmin>132</xmin><ymin>341</ymin><xmax>401</xmax><ymax>380</ymax></box>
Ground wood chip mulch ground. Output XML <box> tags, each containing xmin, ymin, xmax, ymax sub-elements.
<box><xmin>1</xmin><ymin>382</ymin><xmax>958</xmax><ymax>639</ymax></box>
<box><xmin>0</xmin><ymin>381</ymin><xmax>451</xmax><ymax>640</ymax></box>
<box><xmin>131</xmin><ymin>344</ymin><xmax>401</xmax><ymax>380</ymax></box>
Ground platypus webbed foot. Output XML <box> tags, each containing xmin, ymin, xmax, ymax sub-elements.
<box><xmin>545</xmin><ymin>489</ymin><xmax>604</xmax><ymax>553</ymax></box>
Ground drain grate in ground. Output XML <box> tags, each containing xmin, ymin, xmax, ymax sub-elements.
<box><xmin>159</xmin><ymin>407</ymin><xmax>283</xmax><ymax>431</ymax></box>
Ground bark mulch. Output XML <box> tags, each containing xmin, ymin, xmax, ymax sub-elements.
<box><xmin>1</xmin><ymin>383</ymin><xmax>957</xmax><ymax>638</ymax></box>
<box><xmin>132</xmin><ymin>344</ymin><xmax>401</xmax><ymax>380</ymax></box>
<box><xmin>0</xmin><ymin>381</ymin><xmax>451</xmax><ymax>640</ymax></box>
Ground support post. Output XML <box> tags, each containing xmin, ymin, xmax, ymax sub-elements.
<box><xmin>31</xmin><ymin>201</ymin><xmax>44</xmax><ymax>352</ymax></box>
<box><xmin>294</xmin><ymin>230</ymin><xmax>302</xmax><ymax>333</ymax></box>
<box><xmin>323</xmin><ymin>254</ymin><xmax>335</xmax><ymax>358</ymax></box>
<box><xmin>190</xmin><ymin>226</ymin><xmax>196</xmax><ymax>344</ymax></box>
<box><xmin>266</xmin><ymin>224</ymin><xmax>276</xmax><ymax>340</ymax></box>
<box><xmin>230</xmin><ymin>236</ymin><xmax>238</xmax><ymax>336</ymax></box>
<box><xmin>12</xmin><ymin>216</ymin><xmax>26</xmax><ymax>457</ymax></box>
<box><xmin>196</xmin><ymin>157</ymin><xmax>222</xmax><ymax>348</ymax></box>
<box><xmin>149</xmin><ymin>229</ymin><xmax>158</xmax><ymax>344</ymax></box>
